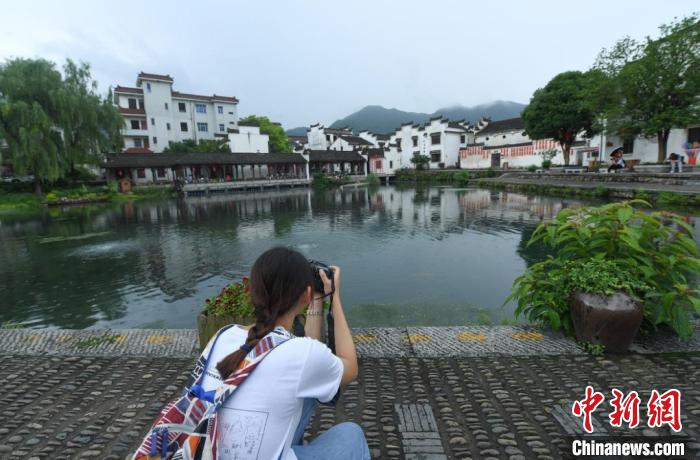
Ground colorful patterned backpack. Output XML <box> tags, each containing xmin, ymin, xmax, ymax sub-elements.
<box><xmin>132</xmin><ymin>325</ymin><xmax>292</xmax><ymax>460</ymax></box>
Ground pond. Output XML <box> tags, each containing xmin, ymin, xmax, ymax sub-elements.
<box><xmin>1</xmin><ymin>186</ymin><xmax>698</xmax><ymax>330</ymax></box>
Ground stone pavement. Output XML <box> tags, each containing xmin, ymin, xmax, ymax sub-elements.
<box><xmin>1</xmin><ymin>326</ymin><xmax>700</xmax><ymax>459</ymax></box>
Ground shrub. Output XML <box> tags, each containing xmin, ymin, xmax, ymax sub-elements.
<box><xmin>312</xmin><ymin>173</ymin><xmax>336</xmax><ymax>190</ymax></box>
<box><xmin>541</xmin><ymin>159</ymin><xmax>552</xmax><ymax>169</ymax></box>
<box><xmin>45</xmin><ymin>192</ymin><xmax>59</xmax><ymax>203</ymax></box>
<box><xmin>366</xmin><ymin>173</ymin><xmax>380</xmax><ymax>186</ymax></box>
<box><xmin>485</xmin><ymin>168</ymin><xmax>497</xmax><ymax>177</ymax></box>
<box><xmin>203</xmin><ymin>277</ymin><xmax>254</xmax><ymax>318</ymax></box>
<box><xmin>527</xmin><ymin>165</ymin><xmax>538</xmax><ymax>172</ymax></box>
<box><xmin>453</xmin><ymin>171</ymin><xmax>471</xmax><ymax>185</ymax></box>
<box><xmin>506</xmin><ymin>201</ymin><xmax>700</xmax><ymax>338</ymax></box>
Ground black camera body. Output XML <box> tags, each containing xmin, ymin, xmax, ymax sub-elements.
<box><xmin>308</xmin><ymin>259</ymin><xmax>334</xmax><ymax>293</ymax></box>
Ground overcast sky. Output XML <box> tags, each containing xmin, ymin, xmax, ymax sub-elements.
<box><xmin>1</xmin><ymin>1</ymin><xmax>697</xmax><ymax>129</ymax></box>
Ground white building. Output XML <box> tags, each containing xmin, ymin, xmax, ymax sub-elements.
<box><xmin>114</xmin><ymin>72</ymin><xmax>240</xmax><ymax>153</ymax></box>
<box><xmin>590</xmin><ymin>125</ymin><xmax>700</xmax><ymax>166</ymax></box>
<box><xmin>386</xmin><ymin>117</ymin><xmax>471</xmax><ymax>170</ymax></box>
<box><xmin>305</xmin><ymin>125</ymin><xmax>354</xmax><ymax>150</ymax></box>
<box><xmin>228</xmin><ymin>123</ymin><xmax>269</xmax><ymax>153</ymax></box>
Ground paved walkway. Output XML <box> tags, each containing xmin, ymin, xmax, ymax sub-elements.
<box><xmin>1</xmin><ymin>326</ymin><xmax>699</xmax><ymax>459</ymax></box>
<box><xmin>479</xmin><ymin>174</ymin><xmax>700</xmax><ymax>197</ymax></box>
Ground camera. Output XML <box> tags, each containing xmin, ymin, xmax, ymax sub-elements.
<box><xmin>308</xmin><ymin>259</ymin><xmax>334</xmax><ymax>293</ymax></box>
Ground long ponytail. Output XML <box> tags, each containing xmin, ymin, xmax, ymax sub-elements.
<box><xmin>216</xmin><ymin>247</ymin><xmax>313</xmax><ymax>379</ymax></box>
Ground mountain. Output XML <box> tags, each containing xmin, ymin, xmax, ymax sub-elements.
<box><xmin>323</xmin><ymin>101</ymin><xmax>526</xmax><ymax>134</ymax></box>
<box><xmin>285</xmin><ymin>126</ymin><xmax>308</xmax><ymax>136</ymax></box>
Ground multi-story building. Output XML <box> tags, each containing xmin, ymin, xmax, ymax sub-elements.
<box><xmin>113</xmin><ymin>72</ymin><xmax>239</xmax><ymax>153</ymax></box>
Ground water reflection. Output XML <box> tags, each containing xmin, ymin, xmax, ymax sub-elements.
<box><xmin>1</xmin><ymin>186</ymin><xmax>696</xmax><ymax>329</ymax></box>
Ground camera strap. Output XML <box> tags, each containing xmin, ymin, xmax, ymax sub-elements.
<box><xmin>325</xmin><ymin>276</ymin><xmax>340</xmax><ymax>405</ymax></box>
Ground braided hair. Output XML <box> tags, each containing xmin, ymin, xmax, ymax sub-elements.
<box><xmin>216</xmin><ymin>247</ymin><xmax>313</xmax><ymax>379</ymax></box>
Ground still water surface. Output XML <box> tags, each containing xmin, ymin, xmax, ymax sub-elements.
<box><xmin>2</xmin><ymin>186</ymin><xmax>696</xmax><ymax>329</ymax></box>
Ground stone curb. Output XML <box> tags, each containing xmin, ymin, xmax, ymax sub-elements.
<box><xmin>1</xmin><ymin>325</ymin><xmax>698</xmax><ymax>358</ymax></box>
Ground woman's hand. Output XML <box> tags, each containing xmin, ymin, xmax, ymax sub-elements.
<box><xmin>319</xmin><ymin>265</ymin><xmax>340</xmax><ymax>296</ymax></box>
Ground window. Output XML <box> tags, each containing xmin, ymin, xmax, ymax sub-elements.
<box><xmin>180</xmin><ymin>122</ymin><xmax>188</xmax><ymax>132</ymax></box>
<box><xmin>153</xmin><ymin>136</ymin><xmax>158</xmax><ymax>145</ymax></box>
<box><xmin>128</xmin><ymin>98</ymin><xmax>137</xmax><ymax>109</ymax></box>
<box><xmin>431</xmin><ymin>152</ymin><xmax>441</xmax><ymax>162</ymax></box>
<box><xmin>130</xmin><ymin>120</ymin><xmax>140</xmax><ymax>130</ymax></box>
<box><xmin>622</xmin><ymin>138</ymin><xmax>634</xmax><ymax>154</ymax></box>
<box><xmin>140</xmin><ymin>120</ymin><xmax>147</xmax><ymax>130</ymax></box>
<box><xmin>157</xmin><ymin>168</ymin><xmax>166</xmax><ymax>178</ymax></box>
<box><xmin>219</xmin><ymin>124</ymin><xmax>225</xmax><ymax>132</ymax></box>
<box><xmin>326</xmin><ymin>134</ymin><xmax>331</xmax><ymax>141</ymax></box>
<box><xmin>166</xmin><ymin>122</ymin><xmax>171</xmax><ymax>131</ymax></box>
<box><xmin>396</xmin><ymin>139</ymin><xmax>402</xmax><ymax>151</ymax></box>
<box><xmin>389</xmin><ymin>161</ymin><xmax>393</xmax><ymax>168</ymax></box>
<box><xmin>485</xmin><ymin>137</ymin><xmax>490</xmax><ymax>141</ymax></box>
<box><xmin>502</xmin><ymin>135</ymin><xmax>506</xmax><ymax>139</ymax></box>
<box><xmin>134</xmin><ymin>138</ymin><xmax>142</xmax><ymax>147</ymax></box>
<box><xmin>197</xmin><ymin>122</ymin><xmax>208</xmax><ymax>132</ymax></box>
<box><xmin>217</xmin><ymin>106</ymin><xmax>224</xmax><ymax>114</ymax></box>
<box><xmin>138</xmin><ymin>99</ymin><xmax>144</xmax><ymax>109</ymax></box>
<box><xmin>460</xmin><ymin>135</ymin><xmax>465</xmax><ymax>143</ymax></box>
<box><xmin>164</xmin><ymin>102</ymin><xmax>169</xmax><ymax>110</ymax></box>
<box><xmin>412</xmin><ymin>136</ymin><xmax>418</xmax><ymax>147</ymax></box>
<box><xmin>137</xmin><ymin>168</ymin><xmax>146</xmax><ymax>178</ymax></box>
<box><xmin>146</xmin><ymin>82</ymin><xmax>151</xmax><ymax>92</ymax></box>
<box><xmin>228</xmin><ymin>111</ymin><xmax>234</xmax><ymax>115</ymax></box>
<box><xmin>195</xmin><ymin>103</ymin><xmax>207</xmax><ymax>114</ymax></box>
<box><xmin>431</xmin><ymin>133</ymin><xmax>441</xmax><ymax>145</ymax></box>
<box><xmin>688</xmin><ymin>127</ymin><xmax>700</xmax><ymax>143</ymax></box>
<box><xmin>178</xmin><ymin>102</ymin><xmax>186</xmax><ymax>112</ymax></box>
<box><xmin>151</xmin><ymin>117</ymin><xmax>155</xmax><ymax>125</ymax></box>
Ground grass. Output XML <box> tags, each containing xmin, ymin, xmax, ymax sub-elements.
<box><xmin>0</xmin><ymin>182</ymin><xmax>177</xmax><ymax>211</ymax></box>
<box><xmin>73</xmin><ymin>333</ymin><xmax>123</xmax><ymax>349</ymax></box>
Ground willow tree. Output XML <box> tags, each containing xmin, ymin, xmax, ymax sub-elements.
<box><xmin>57</xmin><ymin>60</ymin><xmax>123</xmax><ymax>184</ymax></box>
<box><xmin>594</xmin><ymin>14</ymin><xmax>700</xmax><ymax>163</ymax></box>
<box><xmin>521</xmin><ymin>71</ymin><xmax>599</xmax><ymax>165</ymax></box>
<box><xmin>0</xmin><ymin>58</ymin><xmax>65</xmax><ymax>193</ymax></box>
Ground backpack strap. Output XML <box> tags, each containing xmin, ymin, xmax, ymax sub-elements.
<box><xmin>187</xmin><ymin>324</ymin><xmax>236</xmax><ymax>403</ymax></box>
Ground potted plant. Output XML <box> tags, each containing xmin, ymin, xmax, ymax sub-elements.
<box><xmin>197</xmin><ymin>277</ymin><xmax>255</xmax><ymax>350</ymax></box>
<box><xmin>506</xmin><ymin>201</ymin><xmax>700</xmax><ymax>352</ymax></box>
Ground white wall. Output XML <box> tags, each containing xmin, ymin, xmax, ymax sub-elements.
<box><xmin>228</xmin><ymin>126</ymin><xmax>270</xmax><ymax>153</ymax></box>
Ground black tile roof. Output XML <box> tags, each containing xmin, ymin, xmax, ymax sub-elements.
<box><xmin>339</xmin><ymin>135</ymin><xmax>372</xmax><ymax>146</ymax></box>
<box><xmin>307</xmin><ymin>150</ymin><xmax>367</xmax><ymax>162</ymax></box>
<box><xmin>476</xmin><ymin>117</ymin><xmax>526</xmax><ymax>136</ymax></box>
<box><xmin>103</xmin><ymin>152</ymin><xmax>307</xmax><ymax>168</ymax></box>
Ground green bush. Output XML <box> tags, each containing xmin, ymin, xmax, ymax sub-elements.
<box><xmin>506</xmin><ymin>201</ymin><xmax>700</xmax><ymax>338</ymax></box>
<box><xmin>366</xmin><ymin>173</ymin><xmax>380</xmax><ymax>186</ymax></box>
<box><xmin>541</xmin><ymin>159</ymin><xmax>552</xmax><ymax>169</ymax></box>
<box><xmin>527</xmin><ymin>165</ymin><xmax>538</xmax><ymax>172</ymax></box>
<box><xmin>312</xmin><ymin>173</ymin><xmax>336</xmax><ymax>190</ymax></box>
<box><xmin>453</xmin><ymin>171</ymin><xmax>471</xmax><ymax>185</ymax></box>
<box><xmin>485</xmin><ymin>168</ymin><xmax>497</xmax><ymax>177</ymax></box>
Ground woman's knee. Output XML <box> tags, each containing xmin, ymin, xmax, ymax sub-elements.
<box><xmin>335</xmin><ymin>422</ymin><xmax>365</xmax><ymax>441</ymax></box>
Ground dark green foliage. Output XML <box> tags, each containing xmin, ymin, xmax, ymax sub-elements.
<box><xmin>593</xmin><ymin>14</ymin><xmax>700</xmax><ymax>162</ymax></box>
<box><xmin>506</xmin><ymin>201</ymin><xmax>700</xmax><ymax>338</ymax></box>
<box><xmin>0</xmin><ymin>58</ymin><xmax>123</xmax><ymax>193</ymax></box>
<box><xmin>410</xmin><ymin>154</ymin><xmax>431</xmax><ymax>170</ymax></box>
<box><xmin>162</xmin><ymin>138</ymin><xmax>230</xmax><ymax>153</ymax></box>
<box><xmin>453</xmin><ymin>171</ymin><xmax>471</xmax><ymax>185</ymax></box>
<box><xmin>522</xmin><ymin>71</ymin><xmax>600</xmax><ymax>165</ymax></box>
<box><xmin>527</xmin><ymin>165</ymin><xmax>538</xmax><ymax>172</ymax></box>
<box><xmin>239</xmin><ymin>115</ymin><xmax>289</xmax><ymax>153</ymax></box>
<box><xmin>366</xmin><ymin>173</ymin><xmax>380</xmax><ymax>186</ymax></box>
<box><xmin>312</xmin><ymin>173</ymin><xmax>337</xmax><ymax>190</ymax></box>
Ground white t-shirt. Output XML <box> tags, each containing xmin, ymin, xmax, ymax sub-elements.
<box><xmin>199</xmin><ymin>325</ymin><xmax>343</xmax><ymax>460</ymax></box>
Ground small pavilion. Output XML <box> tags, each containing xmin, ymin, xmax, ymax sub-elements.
<box><xmin>306</xmin><ymin>150</ymin><xmax>368</xmax><ymax>176</ymax></box>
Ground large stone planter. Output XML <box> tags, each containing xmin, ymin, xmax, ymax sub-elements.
<box><xmin>197</xmin><ymin>312</ymin><xmax>254</xmax><ymax>351</ymax></box>
<box><xmin>569</xmin><ymin>291</ymin><xmax>643</xmax><ymax>353</ymax></box>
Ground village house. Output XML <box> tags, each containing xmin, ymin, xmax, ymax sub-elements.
<box><xmin>227</xmin><ymin>122</ymin><xmax>269</xmax><ymax>153</ymax></box>
<box><xmin>305</xmin><ymin>125</ymin><xmax>354</xmax><ymax>150</ymax></box>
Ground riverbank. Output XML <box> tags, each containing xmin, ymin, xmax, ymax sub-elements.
<box><xmin>476</xmin><ymin>172</ymin><xmax>700</xmax><ymax>206</ymax></box>
<box><xmin>396</xmin><ymin>168</ymin><xmax>501</xmax><ymax>184</ymax></box>
<box><xmin>1</xmin><ymin>325</ymin><xmax>698</xmax><ymax>458</ymax></box>
<box><xmin>0</xmin><ymin>184</ymin><xmax>177</xmax><ymax>211</ymax></box>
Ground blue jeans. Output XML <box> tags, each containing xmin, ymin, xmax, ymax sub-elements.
<box><xmin>290</xmin><ymin>399</ymin><xmax>370</xmax><ymax>460</ymax></box>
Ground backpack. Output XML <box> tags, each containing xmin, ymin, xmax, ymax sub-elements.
<box><xmin>132</xmin><ymin>325</ymin><xmax>292</xmax><ymax>460</ymax></box>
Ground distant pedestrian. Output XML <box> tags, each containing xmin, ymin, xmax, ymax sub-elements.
<box><xmin>668</xmin><ymin>152</ymin><xmax>682</xmax><ymax>173</ymax></box>
<box><xmin>608</xmin><ymin>148</ymin><xmax>625</xmax><ymax>173</ymax></box>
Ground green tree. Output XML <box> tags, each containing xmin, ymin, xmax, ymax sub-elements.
<box><xmin>162</xmin><ymin>138</ymin><xmax>231</xmax><ymax>153</ymax></box>
<box><xmin>410</xmin><ymin>154</ymin><xmax>430</xmax><ymax>170</ymax></box>
<box><xmin>593</xmin><ymin>14</ymin><xmax>700</xmax><ymax>163</ymax></box>
<box><xmin>239</xmin><ymin>115</ymin><xmax>289</xmax><ymax>153</ymax></box>
<box><xmin>0</xmin><ymin>58</ymin><xmax>65</xmax><ymax>194</ymax></box>
<box><xmin>521</xmin><ymin>71</ymin><xmax>599</xmax><ymax>165</ymax></box>
<box><xmin>58</xmin><ymin>60</ymin><xmax>123</xmax><ymax>185</ymax></box>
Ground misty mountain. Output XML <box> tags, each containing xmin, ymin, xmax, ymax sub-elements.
<box><xmin>285</xmin><ymin>101</ymin><xmax>526</xmax><ymax>136</ymax></box>
<box><xmin>326</xmin><ymin>101</ymin><xmax>525</xmax><ymax>134</ymax></box>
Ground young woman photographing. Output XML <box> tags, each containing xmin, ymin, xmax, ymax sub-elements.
<box><xmin>197</xmin><ymin>246</ymin><xmax>369</xmax><ymax>460</ymax></box>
